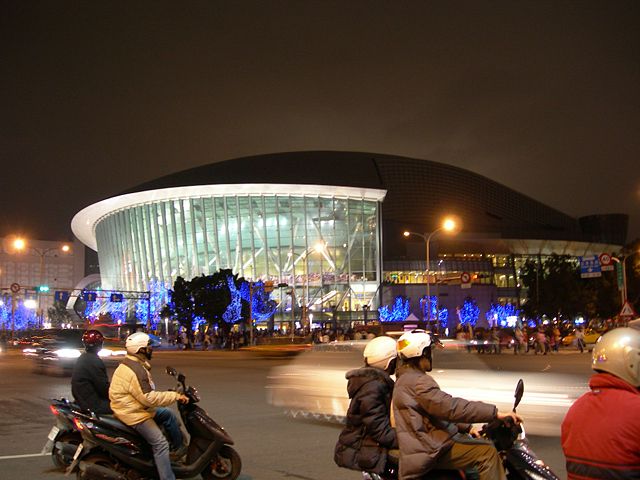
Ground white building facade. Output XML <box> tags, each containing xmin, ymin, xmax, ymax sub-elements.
<box><xmin>72</xmin><ymin>184</ymin><xmax>387</xmax><ymax>312</ymax></box>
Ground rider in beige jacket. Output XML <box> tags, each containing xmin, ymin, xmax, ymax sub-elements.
<box><xmin>109</xmin><ymin>332</ymin><xmax>187</xmax><ymax>480</ymax></box>
<box><xmin>110</xmin><ymin>353</ymin><xmax>181</xmax><ymax>425</ymax></box>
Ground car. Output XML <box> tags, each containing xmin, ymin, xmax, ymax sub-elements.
<box><xmin>23</xmin><ymin>329</ymin><xmax>126</xmax><ymax>375</ymax></box>
<box><xmin>561</xmin><ymin>328</ymin><xmax>602</xmax><ymax>347</ymax></box>
<box><xmin>266</xmin><ymin>338</ymin><xmax>589</xmax><ymax>436</ymax></box>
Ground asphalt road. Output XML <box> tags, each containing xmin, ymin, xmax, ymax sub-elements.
<box><xmin>0</xmin><ymin>347</ymin><xmax>592</xmax><ymax>479</ymax></box>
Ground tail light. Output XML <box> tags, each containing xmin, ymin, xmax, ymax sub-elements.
<box><xmin>73</xmin><ymin>417</ymin><xmax>85</xmax><ymax>431</ymax></box>
<box><xmin>49</xmin><ymin>405</ymin><xmax>60</xmax><ymax>416</ymax></box>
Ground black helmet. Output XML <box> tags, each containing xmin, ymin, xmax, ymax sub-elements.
<box><xmin>82</xmin><ymin>330</ymin><xmax>104</xmax><ymax>352</ymax></box>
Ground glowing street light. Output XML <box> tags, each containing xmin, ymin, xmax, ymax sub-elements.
<box><xmin>403</xmin><ymin>216</ymin><xmax>461</xmax><ymax>324</ymax></box>
<box><xmin>9</xmin><ymin>237</ymin><xmax>72</xmax><ymax>327</ymax></box>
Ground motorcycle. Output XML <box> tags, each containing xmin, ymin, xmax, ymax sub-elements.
<box><xmin>366</xmin><ymin>379</ymin><xmax>560</xmax><ymax>480</ymax></box>
<box><xmin>42</xmin><ymin>397</ymin><xmax>84</xmax><ymax>469</ymax></box>
<box><xmin>67</xmin><ymin>366</ymin><xmax>241</xmax><ymax>480</ymax></box>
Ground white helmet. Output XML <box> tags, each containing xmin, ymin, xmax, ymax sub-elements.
<box><xmin>364</xmin><ymin>336</ymin><xmax>397</xmax><ymax>370</ymax></box>
<box><xmin>397</xmin><ymin>330</ymin><xmax>433</xmax><ymax>360</ymax></box>
<box><xmin>592</xmin><ymin>327</ymin><xmax>640</xmax><ymax>387</ymax></box>
<box><xmin>126</xmin><ymin>332</ymin><xmax>151</xmax><ymax>355</ymax></box>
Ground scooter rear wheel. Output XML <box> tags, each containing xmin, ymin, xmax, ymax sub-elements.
<box><xmin>202</xmin><ymin>445</ymin><xmax>242</xmax><ymax>480</ymax></box>
<box><xmin>51</xmin><ymin>432</ymin><xmax>81</xmax><ymax>469</ymax></box>
<box><xmin>75</xmin><ymin>453</ymin><xmax>119</xmax><ymax>480</ymax></box>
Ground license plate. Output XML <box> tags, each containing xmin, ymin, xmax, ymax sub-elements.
<box><xmin>47</xmin><ymin>425</ymin><xmax>60</xmax><ymax>442</ymax></box>
<box><xmin>72</xmin><ymin>443</ymin><xmax>83</xmax><ymax>461</ymax></box>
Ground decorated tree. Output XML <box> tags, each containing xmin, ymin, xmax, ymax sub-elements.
<box><xmin>419</xmin><ymin>295</ymin><xmax>449</xmax><ymax>330</ymax></box>
<box><xmin>485</xmin><ymin>303</ymin><xmax>520</xmax><ymax>327</ymax></box>
<box><xmin>458</xmin><ymin>297</ymin><xmax>480</xmax><ymax>326</ymax></box>
<box><xmin>135</xmin><ymin>280</ymin><xmax>170</xmax><ymax>330</ymax></box>
<box><xmin>379</xmin><ymin>296</ymin><xmax>410</xmax><ymax>322</ymax></box>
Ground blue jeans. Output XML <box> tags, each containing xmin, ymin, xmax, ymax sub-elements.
<box><xmin>132</xmin><ymin>417</ymin><xmax>175</xmax><ymax>480</ymax></box>
<box><xmin>154</xmin><ymin>407</ymin><xmax>184</xmax><ymax>450</ymax></box>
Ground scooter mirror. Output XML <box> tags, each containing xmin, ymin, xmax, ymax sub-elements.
<box><xmin>513</xmin><ymin>379</ymin><xmax>524</xmax><ymax>411</ymax></box>
<box><xmin>166</xmin><ymin>366</ymin><xmax>177</xmax><ymax>377</ymax></box>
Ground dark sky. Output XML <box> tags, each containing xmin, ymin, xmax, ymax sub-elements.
<box><xmin>2</xmin><ymin>0</ymin><xmax>639</xmax><ymax>244</ymax></box>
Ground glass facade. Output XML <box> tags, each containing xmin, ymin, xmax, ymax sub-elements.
<box><xmin>94</xmin><ymin>194</ymin><xmax>382</xmax><ymax>311</ymax></box>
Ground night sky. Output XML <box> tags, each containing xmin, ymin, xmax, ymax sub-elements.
<box><xmin>1</xmin><ymin>1</ymin><xmax>638</xmax><ymax>245</ymax></box>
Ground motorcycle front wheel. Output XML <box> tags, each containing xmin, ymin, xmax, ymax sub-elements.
<box><xmin>202</xmin><ymin>445</ymin><xmax>242</xmax><ymax>480</ymax></box>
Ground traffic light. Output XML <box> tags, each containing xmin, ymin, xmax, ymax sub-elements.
<box><xmin>38</xmin><ymin>285</ymin><xmax>50</xmax><ymax>293</ymax></box>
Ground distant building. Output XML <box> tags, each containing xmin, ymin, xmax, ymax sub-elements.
<box><xmin>72</xmin><ymin>152</ymin><xmax>626</xmax><ymax>324</ymax></box>
<box><xmin>0</xmin><ymin>237</ymin><xmax>85</xmax><ymax>320</ymax></box>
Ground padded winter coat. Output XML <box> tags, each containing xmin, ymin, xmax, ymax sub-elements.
<box><xmin>561</xmin><ymin>373</ymin><xmax>640</xmax><ymax>479</ymax></box>
<box><xmin>392</xmin><ymin>365</ymin><xmax>497</xmax><ymax>480</ymax></box>
<box><xmin>109</xmin><ymin>354</ymin><xmax>181</xmax><ymax>426</ymax></box>
<box><xmin>334</xmin><ymin>367</ymin><xmax>398</xmax><ymax>473</ymax></box>
<box><xmin>71</xmin><ymin>351</ymin><xmax>112</xmax><ymax>414</ymax></box>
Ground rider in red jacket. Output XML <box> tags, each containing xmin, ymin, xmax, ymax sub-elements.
<box><xmin>561</xmin><ymin>327</ymin><xmax>640</xmax><ymax>479</ymax></box>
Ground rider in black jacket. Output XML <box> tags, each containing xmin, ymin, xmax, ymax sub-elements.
<box><xmin>71</xmin><ymin>330</ymin><xmax>112</xmax><ymax>414</ymax></box>
<box><xmin>335</xmin><ymin>335</ymin><xmax>398</xmax><ymax>475</ymax></box>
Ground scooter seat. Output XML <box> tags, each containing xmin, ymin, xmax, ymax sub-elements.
<box><xmin>96</xmin><ymin>414</ymin><xmax>138</xmax><ymax>436</ymax></box>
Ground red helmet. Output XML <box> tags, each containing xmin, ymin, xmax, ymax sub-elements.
<box><xmin>82</xmin><ymin>330</ymin><xmax>104</xmax><ymax>350</ymax></box>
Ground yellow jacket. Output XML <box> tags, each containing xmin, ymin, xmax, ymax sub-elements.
<box><xmin>109</xmin><ymin>354</ymin><xmax>180</xmax><ymax>426</ymax></box>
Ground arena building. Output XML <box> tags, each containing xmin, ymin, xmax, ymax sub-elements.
<box><xmin>72</xmin><ymin>152</ymin><xmax>627</xmax><ymax>323</ymax></box>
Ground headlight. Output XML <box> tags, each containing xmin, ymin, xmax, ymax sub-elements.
<box><xmin>97</xmin><ymin>349</ymin><xmax>112</xmax><ymax>357</ymax></box>
<box><xmin>55</xmin><ymin>349</ymin><xmax>82</xmax><ymax>358</ymax></box>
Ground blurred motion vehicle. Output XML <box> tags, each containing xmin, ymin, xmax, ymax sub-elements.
<box><xmin>23</xmin><ymin>329</ymin><xmax>125</xmax><ymax>375</ymax></box>
<box><xmin>266</xmin><ymin>340</ymin><xmax>589</xmax><ymax>436</ymax></box>
<box><xmin>561</xmin><ymin>328</ymin><xmax>602</xmax><ymax>347</ymax></box>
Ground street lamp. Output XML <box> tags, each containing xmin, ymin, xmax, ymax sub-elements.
<box><xmin>11</xmin><ymin>237</ymin><xmax>71</xmax><ymax>327</ymax></box>
<box><xmin>404</xmin><ymin>217</ymin><xmax>460</xmax><ymax>324</ymax></box>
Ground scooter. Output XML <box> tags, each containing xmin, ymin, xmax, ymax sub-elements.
<box><xmin>42</xmin><ymin>397</ymin><xmax>84</xmax><ymax>469</ymax></box>
<box><xmin>366</xmin><ymin>379</ymin><xmax>560</xmax><ymax>480</ymax></box>
<box><xmin>67</xmin><ymin>366</ymin><xmax>241</xmax><ymax>480</ymax></box>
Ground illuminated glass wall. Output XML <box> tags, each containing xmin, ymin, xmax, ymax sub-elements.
<box><xmin>94</xmin><ymin>194</ymin><xmax>382</xmax><ymax>310</ymax></box>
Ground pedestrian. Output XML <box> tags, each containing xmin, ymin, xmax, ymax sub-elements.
<box><xmin>561</xmin><ymin>328</ymin><xmax>640</xmax><ymax>478</ymax></box>
<box><xmin>514</xmin><ymin>326</ymin><xmax>523</xmax><ymax>355</ymax></box>
<box><xmin>202</xmin><ymin>331</ymin><xmax>211</xmax><ymax>351</ymax></box>
<box><xmin>535</xmin><ymin>329</ymin><xmax>547</xmax><ymax>355</ymax></box>
<box><xmin>553</xmin><ymin>326</ymin><xmax>561</xmax><ymax>353</ymax></box>
<box><xmin>575</xmin><ymin>327</ymin><xmax>585</xmax><ymax>353</ymax></box>
<box><xmin>334</xmin><ymin>336</ymin><xmax>398</xmax><ymax>476</ymax></box>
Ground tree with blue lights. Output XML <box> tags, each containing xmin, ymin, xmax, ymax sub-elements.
<box><xmin>458</xmin><ymin>297</ymin><xmax>480</xmax><ymax>326</ymax></box>
<box><xmin>163</xmin><ymin>269</ymin><xmax>279</xmax><ymax>337</ymax></box>
<box><xmin>485</xmin><ymin>302</ymin><xmax>521</xmax><ymax>327</ymax></box>
<box><xmin>419</xmin><ymin>295</ymin><xmax>449</xmax><ymax>330</ymax></box>
<box><xmin>135</xmin><ymin>280</ymin><xmax>170</xmax><ymax>330</ymax></box>
<box><xmin>379</xmin><ymin>296</ymin><xmax>410</xmax><ymax>322</ymax></box>
<box><xmin>240</xmin><ymin>280</ymin><xmax>278</xmax><ymax>322</ymax></box>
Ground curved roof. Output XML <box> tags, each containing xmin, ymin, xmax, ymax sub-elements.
<box><xmin>73</xmin><ymin>151</ymin><xmax>627</xmax><ymax>251</ymax></box>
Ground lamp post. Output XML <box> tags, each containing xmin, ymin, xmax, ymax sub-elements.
<box><xmin>404</xmin><ymin>217</ymin><xmax>459</xmax><ymax>325</ymax></box>
<box><xmin>612</xmin><ymin>250</ymin><xmax>639</xmax><ymax>307</ymax></box>
<box><xmin>12</xmin><ymin>238</ymin><xmax>71</xmax><ymax>327</ymax></box>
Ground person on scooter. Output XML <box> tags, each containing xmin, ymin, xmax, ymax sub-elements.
<box><xmin>334</xmin><ymin>335</ymin><xmax>399</xmax><ymax>476</ymax></box>
<box><xmin>561</xmin><ymin>327</ymin><xmax>640</xmax><ymax>479</ymax></box>
<box><xmin>393</xmin><ymin>330</ymin><xmax>522</xmax><ymax>480</ymax></box>
<box><xmin>71</xmin><ymin>330</ymin><xmax>112</xmax><ymax>414</ymax></box>
<box><xmin>109</xmin><ymin>332</ymin><xmax>189</xmax><ymax>480</ymax></box>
